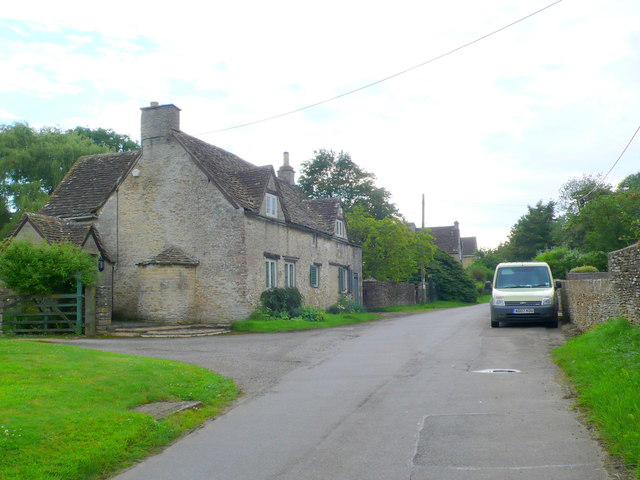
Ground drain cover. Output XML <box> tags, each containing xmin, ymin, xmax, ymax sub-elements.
<box><xmin>474</xmin><ymin>368</ymin><xmax>521</xmax><ymax>374</ymax></box>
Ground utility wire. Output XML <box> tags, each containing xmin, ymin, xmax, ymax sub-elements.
<box><xmin>581</xmin><ymin>124</ymin><xmax>640</xmax><ymax>199</ymax></box>
<box><xmin>199</xmin><ymin>0</ymin><xmax>564</xmax><ymax>135</ymax></box>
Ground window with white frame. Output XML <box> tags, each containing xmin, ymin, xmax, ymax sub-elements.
<box><xmin>284</xmin><ymin>262</ymin><xmax>296</xmax><ymax>288</ymax></box>
<box><xmin>335</xmin><ymin>219</ymin><xmax>346</xmax><ymax>238</ymax></box>
<box><xmin>312</xmin><ymin>233</ymin><xmax>318</xmax><ymax>248</ymax></box>
<box><xmin>310</xmin><ymin>264</ymin><xmax>320</xmax><ymax>287</ymax></box>
<box><xmin>265</xmin><ymin>259</ymin><xmax>277</xmax><ymax>288</ymax></box>
<box><xmin>265</xmin><ymin>193</ymin><xmax>278</xmax><ymax>217</ymax></box>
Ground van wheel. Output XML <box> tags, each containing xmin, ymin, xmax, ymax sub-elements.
<box><xmin>491</xmin><ymin>321</ymin><xmax>500</xmax><ymax>328</ymax></box>
<box><xmin>547</xmin><ymin>318</ymin><xmax>559</xmax><ymax>328</ymax></box>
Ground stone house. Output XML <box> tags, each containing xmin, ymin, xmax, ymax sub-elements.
<box><xmin>10</xmin><ymin>103</ymin><xmax>362</xmax><ymax>325</ymax></box>
<box><xmin>426</xmin><ymin>221</ymin><xmax>477</xmax><ymax>267</ymax></box>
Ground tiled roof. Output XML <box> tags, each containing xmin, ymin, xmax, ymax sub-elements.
<box><xmin>39</xmin><ymin>151</ymin><xmax>140</xmax><ymax>218</ymax></box>
<box><xmin>137</xmin><ymin>246</ymin><xmax>199</xmax><ymax>266</ymax></box>
<box><xmin>427</xmin><ymin>225</ymin><xmax>461</xmax><ymax>254</ymax></box>
<box><xmin>11</xmin><ymin>213</ymin><xmax>112</xmax><ymax>262</ymax></box>
<box><xmin>461</xmin><ymin>236</ymin><xmax>478</xmax><ymax>257</ymax></box>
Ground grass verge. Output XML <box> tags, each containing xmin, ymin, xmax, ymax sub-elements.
<box><xmin>0</xmin><ymin>339</ymin><xmax>239</xmax><ymax>480</ymax></box>
<box><xmin>374</xmin><ymin>297</ymin><xmax>490</xmax><ymax>313</ymax></box>
<box><xmin>553</xmin><ymin>317</ymin><xmax>640</xmax><ymax>478</ymax></box>
<box><xmin>231</xmin><ymin>312</ymin><xmax>381</xmax><ymax>333</ymax></box>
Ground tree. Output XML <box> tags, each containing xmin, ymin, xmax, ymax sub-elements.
<box><xmin>508</xmin><ymin>201</ymin><xmax>557</xmax><ymax>261</ymax></box>
<box><xmin>345</xmin><ymin>207</ymin><xmax>435</xmax><ymax>281</ymax></box>
<box><xmin>558</xmin><ymin>174</ymin><xmax>611</xmax><ymax>214</ymax></box>
<box><xmin>0</xmin><ymin>123</ymin><xmax>139</xmax><ymax>236</ymax></box>
<box><xmin>298</xmin><ymin>149</ymin><xmax>398</xmax><ymax>219</ymax></box>
<box><xmin>70</xmin><ymin>126</ymin><xmax>139</xmax><ymax>152</ymax></box>
<box><xmin>618</xmin><ymin>172</ymin><xmax>640</xmax><ymax>192</ymax></box>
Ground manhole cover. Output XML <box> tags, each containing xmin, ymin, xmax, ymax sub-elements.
<box><xmin>473</xmin><ymin>368</ymin><xmax>521</xmax><ymax>374</ymax></box>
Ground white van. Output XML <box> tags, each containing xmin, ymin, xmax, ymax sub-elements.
<box><xmin>489</xmin><ymin>262</ymin><xmax>561</xmax><ymax>328</ymax></box>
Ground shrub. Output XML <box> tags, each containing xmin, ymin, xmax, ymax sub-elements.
<box><xmin>0</xmin><ymin>239</ymin><xmax>98</xmax><ymax>294</ymax></box>
<box><xmin>427</xmin><ymin>249</ymin><xmax>478</xmax><ymax>303</ymax></box>
<box><xmin>569</xmin><ymin>265</ymin><xmax>599</xmax><ymax>273</ymax></box>
<box><xmin>296</xmin><ymin>306</ymin><xmax>327</xmax><ymax>322</ymax></box>
<box><xmin>326</xmin><ymin>295</ymin><xmax>367</xmax><ymax>314</ymax></box>
<box><xmin>535</xmin><ymin>247</ymin><xmax>608</xmax><ymax>279</ymax></box>
<box><xmin>259</xmin><ymin>287</ymin><xmax>303</xmax><ymax>317</ymax></box>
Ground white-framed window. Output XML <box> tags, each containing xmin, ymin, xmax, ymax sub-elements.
<box><xmin>338</xmin><ymin>266</ymin><xmax>349</xmax><ymax>293</ymax></box>
<box><xmin>265</xmin><ymin>259</ymin><xmax>277</xmax><ymax>288</ymax></box>
<box><xmin>265</xmin><ymin>194</ymin><xmax>278</xmax><ymax>218</ymax></box>
<box><xmin>284</xmin><ymin>262</ymin><xmax>296</xmax><ymax>288</ymax></box>
<box><xmin>310</xmin><ymin>264</ymin><xmax>320</xmax><ymax>288</ymax></box>
<box><xmin>335</xmin><ymin>219</ymin><xmax>346</xmax><ymax>238</ymax></box>
<box><xmin>312</xmin><ymin>233</ymin><xmax>318</xmax><ymax>248</ymax></box>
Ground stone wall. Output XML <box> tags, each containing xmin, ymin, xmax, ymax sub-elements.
<box><xmin>363</xmin><ymin>280</ymin><xmax>416</xmax><ymax>310</ymax></box>
<box><xmin>95</xmin><ymin>285</ymin><xmax>112</xmax><ymax>330</ymax></box>
<box><xmin>561</xmin><ymin>243</ymin><xmax>640</xmax><ymax>330</ymax></box>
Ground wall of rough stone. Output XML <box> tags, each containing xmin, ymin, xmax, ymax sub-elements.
<box><xmin>363</xmin><ymin>280</ymin><xmax>416</xmax><ymax>310</ymax></box>
<box><xmin>95</xmin><ymin>285</ymin><xmax>112</xmax><ymax>330</ymax></box>
<box><xmin>561</xmin><ymin>243</ymin><xmax>640</xmax><ymax>330</ymax></box>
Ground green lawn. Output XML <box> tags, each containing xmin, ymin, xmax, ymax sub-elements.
<box><xmin>553</xmin><ymin>318</ymin><xmax>640</xmax><ymax>478</ymax></box>
<box><xmin>0</xmin><ymin>339</ymin><xmax>239</xmax><ymax>480</ymax></box>
<box><xmin>231</xmin><ymin>312</ymin><xmax>381</xmax><ymax>333</ymax></box>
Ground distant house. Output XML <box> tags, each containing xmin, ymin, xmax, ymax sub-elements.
<box><xmin>10</xmin><ymin>103</ymin><xmax>362</xmax><ymax>325</ymax></box>
<box><xmin>426</xmin><ymin>221</ymin><xmax>477</xmax><ymax>267</ymax></box>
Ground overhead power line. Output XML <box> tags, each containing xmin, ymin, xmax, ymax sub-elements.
<box><xmin>581</xmin><ymin>124</ymin><xmax>640</xmax><ymax>200</ymax></box>
<box><xmin>200</xmin><ymin>0</ymin><xmax>564</xmax><ymax>135</ymax></box>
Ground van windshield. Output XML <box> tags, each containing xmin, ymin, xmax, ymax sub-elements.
<box><xmin>495</xmin><ymin>266</ymin><xmax>551</xmax><ymax>289</ymax></box>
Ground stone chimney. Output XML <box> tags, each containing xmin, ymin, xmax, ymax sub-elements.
<box><xmin>277</xmin><ymin>151</ymin><xmax>296</xmax><ymax>185</ymax></box>
<box><xmin>140</xmin><ymin>102</ymin><xmax>181</xmax><ymax>147</ymax></box>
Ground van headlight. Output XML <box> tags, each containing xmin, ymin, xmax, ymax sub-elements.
<box><xmin>493</xmin><ymin>296</ymin><xmax>505</xmax><ymax>306</ymax></box>
<box><xmin>541</xmin><ymin>296</ymin><xmax>552</xmax><ymax>305</ymax></box>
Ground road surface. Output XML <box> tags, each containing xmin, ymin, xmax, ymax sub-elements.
<box><xmin>61</xmin><ymin>304</ymin><xmax>612</xmax><ymax>479</ymax></box>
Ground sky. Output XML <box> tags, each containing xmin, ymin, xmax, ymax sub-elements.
<box><xmin>1</xmin><ymin>0</ymin><xmax>639</xmax><ymax>248</ymax></box>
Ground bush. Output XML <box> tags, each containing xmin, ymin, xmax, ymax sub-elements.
<box><xmin>296</xmin><ymin>306</ymin><xmax>327</xmax><ymax>322</ymax></box>
<box><xmin>569</xmin><ymin>265</ymin><xmax>599</xmax><ymax>273</ymax></box>
<box><xmin>535</xmin><ymin>247</ymin><xmax>608</xmax><ymax>279</ymax></box>
<box><xmin>259</xmin><ymin>287</ymin><xmax>303</xmax><ymax>317</ymax></box>
<box><xmin>0</xmin><ymin>239</ymin><xmax>98</xmax><ymax>294</ymax></box>
<box><xmin>427</xmin><ymin>249</ymin><xmax>478</xmax><ymax>303</ymax></box>
<box><xmin>327</xmin><ymin>295</ymin><xmax>367</xmax><ymax>314</ymax></box>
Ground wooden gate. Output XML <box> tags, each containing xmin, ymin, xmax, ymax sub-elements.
<box><xmin>1</xmin><ymin>282</ymin><xmax>83</xmax><ymax>334</ymax></box>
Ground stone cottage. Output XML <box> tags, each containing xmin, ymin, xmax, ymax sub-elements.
<box><xmin>427</xmin><ymin>221</ymin><xmax>477</xmax><ymax>267</ymax></box>
<box><xmin>11</xmin><ymin>103</ymin><xmax>362</xmax><ymax>325</ymax></box>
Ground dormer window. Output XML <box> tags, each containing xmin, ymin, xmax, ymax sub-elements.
<box><xmin>335</xmin><ymin>219</ymin><xmax>346</xmax><ymax>238</ymax></box>
<box><xmin>265</xmin><ymin>193</ymin><xmax>278</xmax><ymax>218</ymax></box>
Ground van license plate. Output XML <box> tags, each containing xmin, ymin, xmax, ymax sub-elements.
<box><xmin>513</xmin><ymin>308</ymin><xmax>534</xmax><ymax>314</ymax></box>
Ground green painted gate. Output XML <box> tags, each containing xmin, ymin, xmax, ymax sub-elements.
<box><xmin>1</xmin><ymin>282</ymin><xmax>84</xmax><ymax>334</ymax></box>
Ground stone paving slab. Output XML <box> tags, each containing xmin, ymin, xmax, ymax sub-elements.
<box><xmin>133</xmin><ymin>401</ymin><xmax>203</xmax><ymax>419</ymax></box>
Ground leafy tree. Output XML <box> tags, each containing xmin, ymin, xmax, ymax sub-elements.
<box><xmin>558</xmin><ymin>174</ymin><xmax>612</xmax><ymax>214</ymax></box>
<box><xmin>298</xmin><ymin>149</ymin><xmax>398</xmax><ymax>219</ymax></box>
<box><xmin>0</xmin><ymin>239</ymin><xmax>98</xmax><ymax>294</ymax></box>
<box><xmin>426</xmin><ymin>249</ymin><xmax>478</xmax><ymax>303</ymax></box>
<box><xmin>618</xmin><ymin>172</ymin><xmax>640</xmax><ymax>192</ymax></box>
<box><xmin>0</xmin><ymin>123</ymin><xmax>138</xmax><ymax>236</ymax></box>
<box><xmin>508</xmin><ymin>201</ymin><xmax>557</xmax><ymax>261</ymax></box>
<box><xmin>346</xmin><ymin>207</ymin><xmax>435</xmax><ymax>281</ymax></box>
<box><xmin>562</xmin><ymin>191</ymin><xmax>640</xmax><ymax>252</ymax></box>
<box><xmin>70</xmin><ymin>126</ymin><xmax>139</xmax><ymax>152</ymax></box>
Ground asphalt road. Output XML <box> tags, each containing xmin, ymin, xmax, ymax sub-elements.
<box><xmin>59</xmin><ymin>304</ymin><xmax>612</xmax><ymax>479</ymax></box>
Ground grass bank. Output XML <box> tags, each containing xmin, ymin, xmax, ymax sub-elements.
<box><xmin>231</xmin><ymin>312</ymin><xmax>381</xmax><ymax>333</ymax></box>
<box><xmin>0</xmin><ymin>339</ymin><xmax>239</xmax><ymax>480</ymax></box>
<box><xmin>374</xmin><ymin>297</ymin><xmax>489</xmax><ymax>313</ymax></box>
<box><xmin>553</xmin><ymin>318</ymin><xmax>640</xmax><ymax>478</ymax></box>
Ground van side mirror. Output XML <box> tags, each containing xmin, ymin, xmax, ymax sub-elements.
<box><xmin>555</xmin><ymin>280</ymin><xmax>562</xmax><ymax>289</ymax></box>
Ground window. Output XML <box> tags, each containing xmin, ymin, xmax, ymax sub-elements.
<box><xmin>265</xmin><ymin>260</ymin><xmax>277</xmax><ymax>288</ymax></box>
<box><xmin>338</xmin><ymin>266</ymin><xmax>349</xmax><ymax>293</ymax></box>
<box><xmin>284</xmin><ymin>262</ymin><xmax>296</xmax><ymax>288</ymax></box>
<box><xmin>310</xmin><ymin>264</ymin><xmax>320</xmax><ymax>288</ymax></box>
<box><xmin>335</xmin><ymin>219</ymin><xmax>346</xmax><ymax>238</ymax></box>
<box><xmin>312</xmin><ymin>233</ymin><xmax>318</xmax><ymax>248</ymax></box>
<box><xmin>265</xmin><ymin>194</ymin><xmax>278</xmax><ymax>217</ymax></box>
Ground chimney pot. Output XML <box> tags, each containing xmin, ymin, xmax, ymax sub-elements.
<box><xmin>150</xmin><ymin>101</ymin><xmax>159</xmax><ymax>107</ymax></box>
